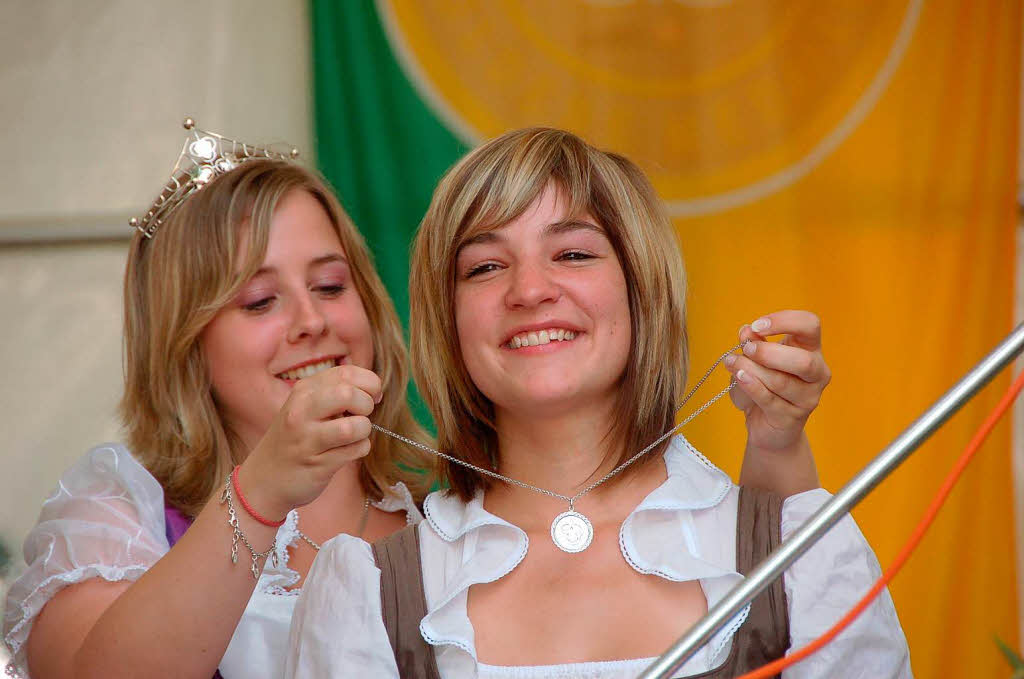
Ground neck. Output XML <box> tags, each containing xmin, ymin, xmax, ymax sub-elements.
<box><xmin>484</xmin><ymin>399</ymin><xmax>666</xmax><ymax>531</ymax></box>
<box><xmin>298</xmin><ymin>461</ymin><xmax>367</xmax><ymax>530</ymax></box>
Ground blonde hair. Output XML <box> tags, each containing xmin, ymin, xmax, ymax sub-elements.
<box><xmin>121</xmin><ymin>159</ymin><xmax>433</xmax><ymax>515</ymax></box>
<box><xmin>410</xmin><ymin>128</ymin><xmax>688</xmax><ymax>501</ymax></box>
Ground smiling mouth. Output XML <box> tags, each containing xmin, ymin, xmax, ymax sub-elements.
<box><xmin>506</xmin><ymin>328</ymin><xmax>579</xmax><ymax>350</ymax></box>
<box><xmin>276</xmin><ymin>358</ymin><xmax>340</xmax><ymax>381</ymax></box>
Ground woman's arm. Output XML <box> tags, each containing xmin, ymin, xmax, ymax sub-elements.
<box><xmin>27</xmin><ymin>497</ymin><xmax>277</xmax><ymax>678</ymax></box>
<box><xmin>20</xmin><ymin>364</ymin><xmax>382</xmax><ymax>678</ymax></box>
<box><xmin>727</xmin><ymin>310</ymin><xmax>829</xmax><ymax>496</ymax></box>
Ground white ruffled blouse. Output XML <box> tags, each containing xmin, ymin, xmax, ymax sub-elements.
<box><xmin>287</xmin><ymin>436</ymin><xmax>912</xmax><ymax>678</ymax></box>
<box><xmin>1</xmin><ymin>443</ymin><xmax>423</xmax><ymax>678</ymax></box>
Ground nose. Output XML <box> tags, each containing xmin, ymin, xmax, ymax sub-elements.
<box><xmin>503</xmin><ymin>261</ymin><xmax>561</xmax><ymax>309</ymax></box>
<box><xmin>286</xmin><ymin>294</ymin><xmax>328</xmax><ymax>343</ymax></box>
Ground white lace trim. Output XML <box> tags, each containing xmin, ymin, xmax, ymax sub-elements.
<box><xmin>261</xmin><ymin>509</ymin><xmax>304</xmax><ymax>596</ymax></box>
<box><xmin>613</xmin><ymin>437</ymin><xmax>742</xmax><ymax>666</ymax></box>
<box><xmin>420</xmin><ymin>497</ymin><xmax>531</xmax><ymax>660</ymax></box>
<box><xmin>262</xmin><ymin>482</ymin><xmax>421</xmax><ymax>597</ymax></box>
<box><xmin>374</xmin><ymin>481</ymin><xmax>423</xmax><ymax>524</ymax></box>
<box><xmin>3</xmin><ymin>563</ymin><xmax>149</xmax><ymax>676</ymax></box>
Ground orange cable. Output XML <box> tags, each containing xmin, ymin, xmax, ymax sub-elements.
<box><xmin>734</xmin><ymin>368</ymin><xmax>1024</xmax><ymax>679</ymax></box>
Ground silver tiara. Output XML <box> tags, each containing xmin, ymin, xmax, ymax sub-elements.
<box><xmin>130</xmin><ymin>117</ymin><xmax>300</xmax><ymax>239</ymax></box>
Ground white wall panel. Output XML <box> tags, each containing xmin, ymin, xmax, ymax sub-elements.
<box><xmin>0</xmin><ymin>1</ymin><xmax>310</xmax><ymax>579</ymax></box>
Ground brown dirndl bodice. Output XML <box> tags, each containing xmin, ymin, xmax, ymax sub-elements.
<box><xmin>372</xmin><ymin>485</ymin><xmax>789</xmax><ymax>678</ymax></box>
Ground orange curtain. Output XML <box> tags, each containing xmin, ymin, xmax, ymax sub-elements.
<box><xmin>377</xmin><ymin>0</ymin><xmax>1021</xmax><ymax>674</ymax></box>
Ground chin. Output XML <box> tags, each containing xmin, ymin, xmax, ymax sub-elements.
<box><xmin>499</xmin><ymin>387</ymin><xmax>596</xmax><ymax>416</ymax></box>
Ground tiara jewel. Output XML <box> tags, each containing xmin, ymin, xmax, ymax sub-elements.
<box><xmin>129</xmin><ymin>117</ymin><xmax>300</xmax><ymax>239</ymax></box>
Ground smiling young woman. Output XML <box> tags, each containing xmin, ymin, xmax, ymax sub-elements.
<box><xmin>2</xmin><ymin>148</ymin><xmax>434</xmax><ymax>678</ymax></box>
<box><xmin>287</xmin><ymin>128</ymin><xmax>912</xmax><ymax>678</ymax></box>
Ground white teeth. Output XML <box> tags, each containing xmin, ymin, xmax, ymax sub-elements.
<box><xmin>506</xmin><ymin>329</ymin><xmax>578</xmax><ymax>349</ymax></box>
<box><xmin>278</xmin><ymin>359</ymin><xmax>337</xmax><ymax>381</ymax></box>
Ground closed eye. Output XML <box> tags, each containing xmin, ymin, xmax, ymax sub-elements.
<box><xmin>314</xmin><ymin>284</ymin><xmax>346</xmax><ymax>297</ymax></box>
<box><xmin>464</xmin><ymin>261</ymin><xmax>502</xmax><ymax>278</ymax></box>
<box><xmin>243</xmin><ymin>296</ymin><xmax>274</xmax><ymax>312</ymax></box>
<box><xmin>557</xmin><ymin>250</ymin><xmax>595</xmax><ymax>262</ymax></box>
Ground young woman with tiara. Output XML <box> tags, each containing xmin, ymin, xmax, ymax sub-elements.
<box><xmin>1</xmin><ymin>120</ymin><xmax>435</xmax><ymax>678</ymax></box>
<box><xmin>287</xmin><ymin>128</ymin><xmax>912</xmax><ymax>677</ymax></box>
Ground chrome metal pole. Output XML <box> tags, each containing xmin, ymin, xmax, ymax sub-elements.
<box><xmin>639</xmin><ymin>322</ymin><xmax>1024</xmax><ymax>679</ymax></box>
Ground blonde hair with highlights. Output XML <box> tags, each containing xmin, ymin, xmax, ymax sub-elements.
<box><xmin>410</xmin><ymin>128</ymin><xmax>688</xmax><ymax>501</ymax></box>
<box><xmin>121</xmin><ymin>159</ymin><xmax>433</xmax><ymax>516</ymax></box>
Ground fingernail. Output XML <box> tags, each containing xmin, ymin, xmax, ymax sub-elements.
<box><xmin>751</xmin><ymin>318</ymin><xmax>770</xmax><ymax>333</ymax></box>
<box><xmin>375</xmin><ymin>392</ymin><xmax>383</xmax><ymax>404</ymax></box>
<box><xmin>738</xmin><ymin>323</ymin><xmax>750</xmax><ymax>337</ymax></box>
<box><xmin>736</xmin><ymin>369</ymin><xmax>750</xmax><ymax>383</ymax></box>
<box><xmin>724</xmin><ymin>354</ymin><xmax>737</xmax><ymax>368</ymax></box>
<box><xmin>742</xmin><ymin>341</ymin><xmax>756</xmax><ymax>356</ymax></box>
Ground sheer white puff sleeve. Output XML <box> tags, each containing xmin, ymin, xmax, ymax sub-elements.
<box><xmin>2</xmin><ymin>444</ymin><xmax>169</xmax><ymax>676</ymax></box>
<box><xmin>781</xmin><ymin>489</ymin><xmax>913</xmax><ymax>678</ymax></box>
<box><xmin>285</xmin><ymin>533</ymin><xmax>399</xmax><ymax>678</ymax></box>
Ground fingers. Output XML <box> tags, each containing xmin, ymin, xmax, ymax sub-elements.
<box><xmin>314</xmin><ymin>415</ymin><xmax>373</xmax><ymax>455</ymax></box>
<box><xmin>731</xmin><ymin>362</ymin><xmax>806</xmax><ymax>422</ymax></box>
<box><xmin>739</xmin><ymin>310</ymin><xmax>822</xmax><ymax>351</ymax></box>
<box><xmin>317</xmin><ymin>439</ymin><xmax>372</xmax><ymax>468</ymax></box>
<box><xmin>728</xmin><ymin>377</ymin><xmax>755</xmax><ymax>412</ymax></box>
<box><xmin>725</xmin><ymin>352</ymin><xmax>820</xmax><ymax>411</ymax></box>
<box><xmin>726</xmin><ymin>309</ymin><xmax>831</xmax><ymax>414</ymax></box>
<box><xmin>310</xmin><ymin>382</ymin><xmax>376</xmax><ymax>419</ymax></box>
<box><xmin>738</xmin><ymin>340</ymin><xmax>829</xmax><ymax>384</ymax></box>
<box><xmin>300</xmin><ymin>366</ymin><xmax>383</xmax><ymax>420</ymax></box>
<box><xmin>332</xmin><ymin>365</ymin><xmax>384</xmax><ymax>404</ymax></box>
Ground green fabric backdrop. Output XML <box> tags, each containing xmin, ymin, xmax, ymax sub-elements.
<box><xmin>310</xmin><ymin>0</ymin><xmax>467</xmax><ymax>425</ymax></box>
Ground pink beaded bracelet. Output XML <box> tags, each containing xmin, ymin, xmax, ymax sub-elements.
<box><xmin>231</xmin><ymin>466</ymin><xmax>286</xmax><ymax>528</ymax></box>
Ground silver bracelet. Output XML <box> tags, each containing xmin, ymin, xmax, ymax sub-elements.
<box><xmin>221</xmin><ymin>474</ymin><xmax>278</xmax><ymax>579</ymax></box>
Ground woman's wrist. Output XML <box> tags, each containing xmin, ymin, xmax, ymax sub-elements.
<box><xmin>235</xmin><ymin>462</ymin><xmax>292</xmax><ymax>525</ymax></box>
<box><xmin>739</xmin><ymin>434</ymin><xmax>820</xmax><ymax>496</ymax></box>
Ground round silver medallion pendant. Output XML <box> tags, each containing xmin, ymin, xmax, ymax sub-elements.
<box><xmin>550</xmin><ymin>510</ymin><xmax>594</xmax><ymax>553</ymax></box>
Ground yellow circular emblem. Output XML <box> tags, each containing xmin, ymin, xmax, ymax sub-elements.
<box><xmin>377</xmin><ymin>0</ymin><xmax>921</xmax><ymax>215</ymax></box>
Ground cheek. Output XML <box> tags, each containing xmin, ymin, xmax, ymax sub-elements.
<box><xmin>328</xmin><ymin>296</ymin><xmax>376</xmax><ymax>367</ymax></box>
<box><xmin>593</xmin><ymin>273</ymin><xmax>632</xmax><ymax>363</ymax></box>
<box><xmin>201</xmin><ymin>314</ymin><xmax>279</xmax><ymax>386</ymax></box>
<box><xmin>453</xmin><ymin>290</ymin><xmax>490</xmax><ymax>384</ymax></box>
<box><xmin>453</xmin><ymin>289</ymin><xmax>479</xmax><ymax>352</ymax></box>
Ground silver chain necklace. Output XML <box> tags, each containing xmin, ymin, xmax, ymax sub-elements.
<box><xmin>296</xmin><ymin>496</ymin><xmax>371</xmax><ymax>551</ymax></box>
<box><xmin>372</xmin><ymin>342</ymin><xmax>744</xmax><ymax>553</ymax></box>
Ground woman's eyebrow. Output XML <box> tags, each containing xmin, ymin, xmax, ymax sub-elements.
<box><xmin>460</xmin><ymin>231</ymin><xmax>503</xmax><ymax>248</ymax></box>
<box><xmin>545</xmin><ymin>219</ymin><xmax>604</xmax><ymax>236</ymax></box>
<box><xmin>308</xmin><ymin>253</ymin><xmax>349</xmax><ymax>268</ymax></box>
